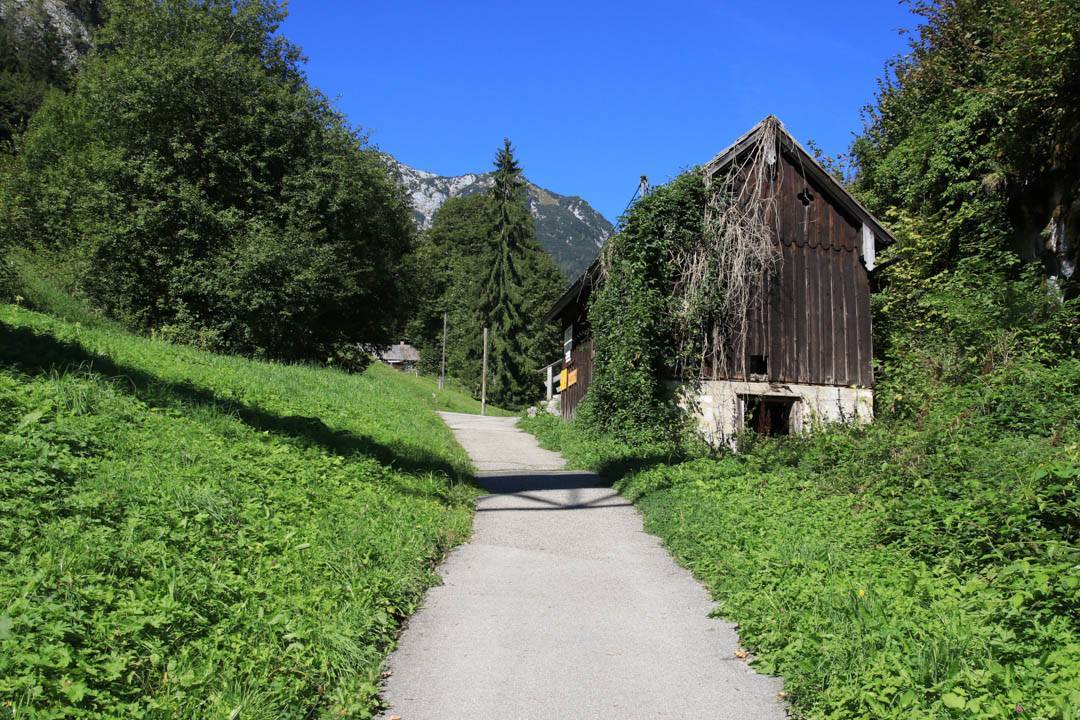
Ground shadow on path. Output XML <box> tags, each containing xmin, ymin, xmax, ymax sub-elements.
<box><xmin>473</xmin><ymin>472</ymin><xmax>632</xmax><ymax>512</ymax></box>
<box><xmin>475</xmin><ymin>471</ymin><xmax>607</xmax><ymax>493</ymax></box>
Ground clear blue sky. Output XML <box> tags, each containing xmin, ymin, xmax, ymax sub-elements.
<box><xmin>280</xmin><ymin>1</ymin><xmax>918</xmax><ymax>223</ymax></box>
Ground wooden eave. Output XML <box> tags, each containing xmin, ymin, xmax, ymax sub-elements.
<box><xmin>542</xmin><ymin>261</ymin><xmax>597</xmax><ymax>324</ymax></box>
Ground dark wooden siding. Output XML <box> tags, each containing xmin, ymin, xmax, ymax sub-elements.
<box><xmin>710</xmin><ymin>152</ymin><xmax>874</xmax><ymax>387</ymax></box>
<box><xmin>561</xmin><ymin>336</ymin><xmax>593</xmax><ymax>420</ymax></box>
<box><xmin>552</xmin><ymin>290</ymin><xmax>595</xmax><ymax>420</ymax></box>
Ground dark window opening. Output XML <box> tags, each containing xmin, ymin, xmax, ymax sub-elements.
<box><xmin>743</xmin><ymin>396</ymin><xmax>796</xmax><ymax>436</ymax></box>
<box><xmin>797</xmin><ymin>188</ymin><xmax>815</xmax><ymax>207</ymax></box>
<box><xmin>748</xmin><ymin>354</ymin><xmax>768</xmax><ymax>378</ymax></box>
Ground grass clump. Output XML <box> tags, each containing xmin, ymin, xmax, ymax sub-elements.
<box><xmin>0</xmin><ymin>304</ymin><xmax>486</xmax><ymax>719</ymax></box>
<box><xmin>520</xmin><ymin>361</ymin><xmax>1079</xmax><ymax>719</ymax></box>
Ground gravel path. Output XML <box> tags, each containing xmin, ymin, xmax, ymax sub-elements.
<box><xmin>379</xmin><ymin>411</ymin><xmax>786</xmax><ymax>719</ymax></box>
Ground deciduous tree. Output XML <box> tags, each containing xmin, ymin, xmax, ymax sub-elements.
<box><xmin>2</xmin><ymin>0</ymin><xmax>414</xmax><ymax>365</ymax></box>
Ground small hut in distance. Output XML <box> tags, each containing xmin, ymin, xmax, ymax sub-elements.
<box><xmin>545</xmin><ymin>116</ymin><xmax>895</xmax><ymax>444</ymax></box>
<box><xmin>378</xmin><ymin>341</ymin><xmax>420</xmax><ymax>372</ymax></box>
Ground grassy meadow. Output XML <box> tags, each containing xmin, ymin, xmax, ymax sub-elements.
<box><xmin>0</xmin><ymin>299</ymin><xmax>493</xmax><ymax>718</ymax></box>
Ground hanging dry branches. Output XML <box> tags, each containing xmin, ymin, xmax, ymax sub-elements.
<box><xmin>673</xmin><ymin>118</ymin><xmax>784</xmax><ymax>377</ymax></box>
<box><xmin>590</xmin><ymin>117</ymin><xmax>785</xmax><ymax>403</ymax></box>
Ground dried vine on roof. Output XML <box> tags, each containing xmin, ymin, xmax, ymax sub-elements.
<box><xmin>675</xmin><ymin>118</ymin><xmax>784</xmax><ymax>377</ymax></box>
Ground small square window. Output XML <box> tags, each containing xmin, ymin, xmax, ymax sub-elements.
<box><xmin>748</xmin><ymin>354</ymin><xmax>768</xmax><ymax>378</ymax></box>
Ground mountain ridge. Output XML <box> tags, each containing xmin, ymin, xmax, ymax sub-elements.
<box><xmin>385</xmin><ymin>156</ymin><xmax>611</xmax><ymax>279</ymax></box>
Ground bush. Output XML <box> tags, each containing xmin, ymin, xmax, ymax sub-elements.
<box><xmin>1</xmin><ymin>0</ymin><xmax>414</xmax><ymax>365</ymax></box>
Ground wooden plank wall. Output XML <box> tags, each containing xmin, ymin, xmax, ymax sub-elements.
<box><xmin>715</xmin><ymin>153</ymin><xmax>873</xmax><ymax>388</ymax></box>
<box><xmin>561</xmin><ymin>337</ymin><xmax>593</xmax><ymax>420</ymax></box>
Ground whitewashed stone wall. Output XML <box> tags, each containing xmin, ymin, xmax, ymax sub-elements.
<box><xmin>681</xmin><ymin>380</ymin><xmax>874</xmax><ymax>446</ymax></box>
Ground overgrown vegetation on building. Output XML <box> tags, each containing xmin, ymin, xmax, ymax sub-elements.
<box><xmin>577</xmin><ymin>171</ymin><xmax>705</xmax><ymax>440</ymax></box>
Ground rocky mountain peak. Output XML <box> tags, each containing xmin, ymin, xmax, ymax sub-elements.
<box><xmin>385</xmin><ymin>156</ymin><xmax>611</xmax><ymax>279</ymax></box>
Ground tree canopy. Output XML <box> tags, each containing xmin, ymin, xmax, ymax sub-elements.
<box><xmin>1</xmin><ymin>0</ymin><xmax>415</xmax><ymax>365</ymax></box>
<box><xmin>852</xmin><ymin>0</ymin><xmax>1078</xmax><ymax>392</ymax></box>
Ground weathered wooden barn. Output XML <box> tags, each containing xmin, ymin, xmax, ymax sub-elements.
<box><xmin>544</xmin><ymin>117</ymin><xmax>895</xmax><ymax>443</ymax></box>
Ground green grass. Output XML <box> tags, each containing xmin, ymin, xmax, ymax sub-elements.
<box><xmin>520</xmin><ymin>362</ymin><xmax>1079</xmax><ymax>719</ymax></box>
<box><xmin>6</xmin><ymin>249</ymin><xmax>119</xmax><ymax>331</ymax></box>
<box><xmin>0</xmin><ymin>303</ymin><xmax>492</xmax><ymax>718</ymax></box>
<box><xmin>388</xmin><ymin>372</ymin><xmax>517</xmax><ymax>417</ymax></box>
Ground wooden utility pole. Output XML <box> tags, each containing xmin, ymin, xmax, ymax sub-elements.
<box><xmin>480</xmin><ymin>326</ymin><xmax>489</xmax><ymax>416</ymax></box>
<box><xmin>438</xmin><ymin>312</ymin><xmax>447</xmax><ymax>390</ymax></box>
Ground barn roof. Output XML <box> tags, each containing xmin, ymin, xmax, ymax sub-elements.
<box><xmin>379</xmin><ymin>342</ymin><xmax>420</xmax><ymax>363</ymax></box>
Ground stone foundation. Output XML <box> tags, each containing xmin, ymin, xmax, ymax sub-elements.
<box><xmin>681</xmin><ymin>380</ymin><xmax>874</xmax><ymax>446</ymax></box>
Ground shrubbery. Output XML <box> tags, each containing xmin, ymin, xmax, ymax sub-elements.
<box><xmin>1</xmin><ymin>0</ymin><xmax>415</xmax><ymax>366</ymax></box>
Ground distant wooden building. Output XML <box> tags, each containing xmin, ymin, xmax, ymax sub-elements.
<box><xmin>544</xmin><ymin>117</ymin><xmax>895</xmax><ymax>443</ymax></box>
<box><xmin>378</xmin><ymin>342</ymin><xmax>420</xmax><ymax>372</ymax></box>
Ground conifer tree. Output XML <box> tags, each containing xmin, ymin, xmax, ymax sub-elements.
<box><xmin>483</xmin><ymin>138</ymin><xmax>538</xmax><ymax>407</ymax></box>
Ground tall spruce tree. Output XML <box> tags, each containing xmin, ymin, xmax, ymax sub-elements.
<box><xmin>483</xmin><ymin>139</ymin><xmax>539</xmax><ymax>407</ymax></box>
<box><xmin>408</xmin><ymin>183</ymin><xmax>564</xmax><ymax>404</ymax></box>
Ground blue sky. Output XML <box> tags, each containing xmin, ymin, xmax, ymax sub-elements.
<box><xmin>281</xmin><ymin>1</ymin><xmax>918</xmax><ymax>223</ymax></box>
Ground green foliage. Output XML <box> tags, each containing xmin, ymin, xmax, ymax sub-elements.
<box><xmin>382</xmin><ymin>367</ymin><xmax>517</xmax><ymax>418</ymax></box>
<box><xmin>578</xmin><ymin>171</ymin><xmax>705</xmax><ymax>441</ymax></box>
<box><xmin>852</xmin><ymin>0</ymin><xmax>1080</xmax><ymax>373</ymax></box>
<box><xmin>408</xmin><ymin>146</ymin><xmax>563</xmax><ymax>408</ymax></box>
<box><xmin>0</xmin><ymin>302</ymin><xmax>480</xmax><ymax>719</ymax></box>
<box><xmin>519</xmin><ymin>411</ymin><xmax>690</xmax><ymax>478</ymax></box>
<box><xmin>522</xmin><ymin>359</ymin><xmax>1080</xmax><ymax>719</ymax></box>
<box><xmin>0</xmin><ymin>0</ymin><xmax>415</xmax><ymax>366</ymax></box>
<box><xmin>7</xmin><ymin>247</ymin><xmax>116</xmax><ymax>328</ymax></box>
<box><xmin>409</xmin><ymin>194</ymin><xmax>491</xmax><ymax>382</ymax></box>
<box><xmin>484</xmin><ymin>139</ymin><xmax>537</xmax><ymax>407</ymax></box>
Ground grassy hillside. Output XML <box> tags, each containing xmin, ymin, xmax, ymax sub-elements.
<box><xmin>0</xmin><ymin>303</ymin><xmax>490</xmax><ymax>718</ymax></box>
<box><xmin>521</xmin><ymin>362</ymin><xmax>1079</xmax><ymax>719</ymax></box>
